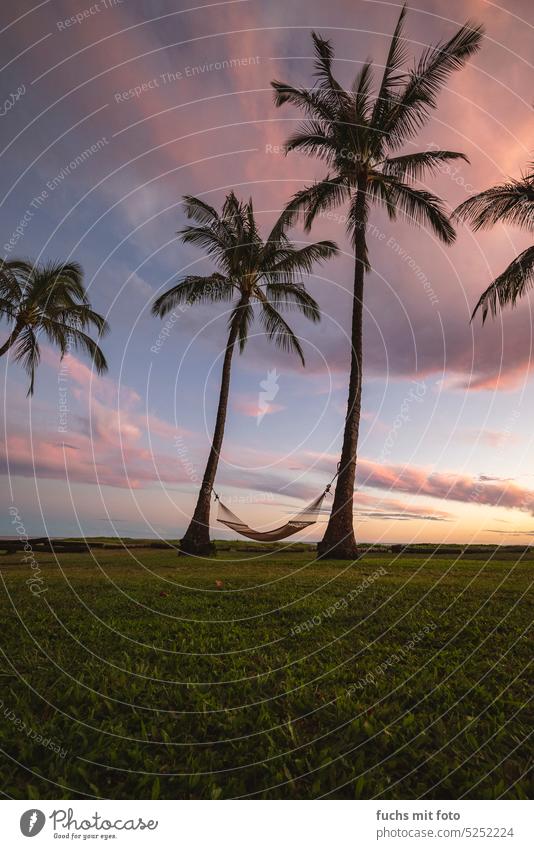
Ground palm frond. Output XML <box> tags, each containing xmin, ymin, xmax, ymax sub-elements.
<box><xmin>367</xmin><ymin>173</ymin><xmax>397</xmax><ymax>220</ymax></box>
<box><xmin>179</xmin><ymin>225</ymin><xmax>229</xmax><ymax>256</ymax></box>
<box><xmin>455</xmin><ymin>177</ymin><xmax>534</xmax><ymax>231</ymax></box>
<box><xmin>38</xmin><ymin>316</ymin><xmax>75</xmax><ymax>356</ymax></box>
<box><xmin>263</xmin><ymin>207</ymin><xmax>296</xmax><ymax>255</ymax></box>
<box><xmin>283</xmin><ymin>120</ymin><xmax>337</xmax><ymax>164</ymax></box>
<box><xmin>43</xmin><ymin>321</ymin><xmax>108</xmax><ymax>374</ymax></box>
<box><xmin>182</xmin><ymin>194</ymin><xmax>220</xmax><ymax>225</ymax></box>
<box><xmin>51</xmin><ymin>304</ymin><xmax>109</xmax><ymax>335</ymax></box>
<box><xmin>245</xmin><ymin>197</ymin><xmax>261</xmax><ymax>249</ymax></box>
<box><xmin>67</xmin><ymin>328</ymin><xmax>107</xmax><ymax>373</ymax></box>
<box><xmin>385</xmin><ymin>21</ymin><xmax>484</xmax><ymax>148</ymax></box>
<box><xmin>352</xmin><ymin>61</ymin><xmax>374</xmax><ymax>126</ymax></box>
<box><xmin>221</xmin><ymin>192</ymin><xmax>250</xmax><ymax>270</ymax></box>
<box><xmin>0</xmin><ymin>258</ymin><xmax>32</xmax><ymax>278</ymax></box>
<box><xmin>285</xmin><ymin>175</ymin><xmax>350</xmax><ymax>231</ymax></box>
<box><xmin>472</xmin><ymin>245</ymin><xmax>534</xmax><ymax>322</ymax></box>
<box><xmin>311</xmin><ymin>31</ymin><xmax>351</xmax><ymax>111</ymax></box>
<box><xmin>258</xmin><ymin>298</ymin><xmax>305</xmax><ymax>365</ymax></box>
<box><xmin>382</xmin><ymin>178</ymin><xmax>456</xmax><ymax>243</ymax></box>
<box><xmin>267</xmin><ymin>240</ymin><xmax>338</xmax><ymax>281</ymax></box>
<box><xmin>13</xmin><ymin>326</ymin><xmax>40</xmax><ymax>396</ymax></box>
<box><xmin>371</xmin><ymin>3</ymin><xmax>409</xmax><ymax>136</ymax></box>
<box><xmin>222</xmin><ymin>191</ymin><xmax>244</xmax><ymax>230</ymax></box>
<box><xmin>270</xmin><ymin>81</ymin><xmax>337</xmax><ymax>122</ymax></box>
<box><xmin>34</xmin><ymin>261</ymin><xmax>86</xmax><ymax>303</ymax></box>
<box><xmin>383</xmin><ymin>150</ymin><xmax>468</xmax><ymax>181</ymax></box>
<box><xmin>263</xmin><ymin>282</ymin><xmax>321</xmax><ymax>322</ymax></box>
<box><xmin>0</xmin><ymin>298</ymin><xmax>17</xmax><ymax>320</ymax></box>
<box><xmin>152</xmin><ymin>274</ymin><xmax>231</xmax><ymax>316</ymax></box>
<box><xmin>0</xmin><ymin>259</ymin><xmax>28</xmax><ymax>303</ymax></box>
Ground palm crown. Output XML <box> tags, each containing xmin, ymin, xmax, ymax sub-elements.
<box><xmin>0</xmin><ymin>259</ymin><xmax>108</xmax><ymax>395</ymax></box>
<box><xmin>272</xmin><ymin>5</ymin><xmax>483</xmax><ymax>253</ymax></box>
<box><xmin>455</xmin><ymin>166</ymin><xmax>534</xmax><ymax>321</ymax></box>
<box><xmin>152</xmin><ymin>192</ymin><xmax>337</xmax><ymax>364</ymax></box>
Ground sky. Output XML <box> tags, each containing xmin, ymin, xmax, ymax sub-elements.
<box><xmin>1</xmin><ymin>0</ymin><xmax>533</xmax><ymax>543</ymax></box>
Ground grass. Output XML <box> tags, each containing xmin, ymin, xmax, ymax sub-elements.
<box><xmin>0</xmin><ymin>544</ymin><xmax>531</xmax><ymax>799</ymax></box>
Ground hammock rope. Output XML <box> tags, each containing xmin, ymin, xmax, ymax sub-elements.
<box><xmin>212</xmin><ymin>464</ymin><xmax>340</xmax><ymax>543</ymax></box>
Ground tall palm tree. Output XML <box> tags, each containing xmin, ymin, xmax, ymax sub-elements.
<box><xmin>153</xmin><ymin>191</ymin><xmax>337</xmax><ymax>556</ymax></box>
<box><xmin>0</xmin><ymin>258</ymin><xmax>108</xmax><ymax>395</ymax></box>
<box><xmin>271</xmin><ymin>6</ymin><xmax>483</xmax><ymax>559</ymax></box>
<box><xmin>455</xmin><ymin>165</ymin><xmax>534</xmax><ymax>320</ymax></box>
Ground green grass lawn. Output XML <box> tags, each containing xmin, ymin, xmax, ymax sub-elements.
<box><xmin>0</xmin><ymin>545</ymin><xmax>531</xmax><ymax>799</ymax></box>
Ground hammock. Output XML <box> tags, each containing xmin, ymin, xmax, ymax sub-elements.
<box><xmin>216</xmin><ymin>490</ymin><xmax>328</xmax><ymax>542</ymax></box>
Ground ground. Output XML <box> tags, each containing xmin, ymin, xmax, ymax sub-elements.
<box><xmin>0</xmin><ymin>544</ymin><xmax>531</xmax><ymax>799</ymax></box>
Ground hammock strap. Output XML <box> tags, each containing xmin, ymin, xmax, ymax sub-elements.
<box><xmin>324</xmin><ymin>461</ymin><xmax>341</xmax><ymax>494</ymax></box>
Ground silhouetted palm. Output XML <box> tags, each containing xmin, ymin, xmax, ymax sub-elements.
<box><xmin>152</xmin><ymin>191</ymin><xmax>337</xmax><ymax>556</ymax></box>
<box><xmin>456</xmin><ymin>166</ymin><xmax>534</xmax><ymax>320</ymax></box>
<box><xmin>0</xmin><ymin>258</ymin><xmax>108</xmax><ymax>395</ymax></box>
<box><xmin>272</xmin><ymin>5</ymin><xmax>483</xmax><ymax>558</ymax></box>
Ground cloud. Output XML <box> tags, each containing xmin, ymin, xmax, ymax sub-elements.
<box><xmin>461</xmin><ymin>428</ymin><xmax>521</xmax><ymax>448</ymax></box>
<box><xmin>233</xmin><ymin>395</ymin><xmax>285</xmax><ymax>418</ymax></box>
<box><xmin>486</xmin><ymin>529</ymin><xmax>534</xmax><ymax>536</ymax></box>
<box><xmin>357</xmin><ymin>458</ymin><xmax>534</xmax><ymax>515</ymax></box>
<box><xmin>305</xmin><ymin>451</ymin><xmax>534</xmax><ymax>516</ymax></box>
<box><xmin>2</xmin><ymin>350</ymin><xmax>193</xmax><ymax>490</ymax></box>
<box><xmin>353</xmin><ymin>492</ymin><xmax>451</xmax><ymax>523</ymax></box>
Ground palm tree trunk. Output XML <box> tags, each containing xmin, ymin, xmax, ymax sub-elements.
<box><xmin>180</xmin><ymin>303</ymin><xmax>245</xmax><ymax>556</ymax></box>
<box><xmin>317</xmin><ymin>188</ymin><xmax>367</xmax><ymax>561</ymax></box>
<box><xmin>0</xmin><ymin>323</ymin><xmax>22</xmax><ymax>357</ymax></box>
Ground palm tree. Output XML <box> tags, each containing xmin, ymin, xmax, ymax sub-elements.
<box><xmin>455</xmin><ymin>166</ymin><xmax>534</xmax><ymax>321</ymax></box>
<box><xmin>0</xmin><ymin>258</ymin><xmax>108</xmax><ymax>395</ymax></box>
<box><xmin>152</xmin><ymin>191</ymin><xmax>337</xmax><ymax>556</ymax></box>
<box><xmin>271</xmin><ymin>6</ymin><xmax>483</xmax><ymax>559</ymax></box>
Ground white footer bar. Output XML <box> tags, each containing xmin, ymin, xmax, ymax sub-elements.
<box><xmin>2</xmin><ymin>799</ymin><xmax>532</xmax><ymax>848</ymax></box>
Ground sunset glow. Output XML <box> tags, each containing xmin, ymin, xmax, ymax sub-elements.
<box><xmin>2</xmin><ymin>0</ymin><xmax>533</xmax><ymax>545</ymax></box>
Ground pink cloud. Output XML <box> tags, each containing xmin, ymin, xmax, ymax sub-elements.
<box><xmin>461</xmin><ymin>428</ymin><xmax>521</xmax><ymax>448</ymax></box>
<box><xmin>2</xmin><ymin>428</ymin><xmax>189</xmax><ymax>490</ymax></box>
<box><xmin>357</xmin><ymin>458</ymin><xmax>534</xmax><ymax>515</ymax></box>
<box><xmin>2</xmin><ymin>349</ymin><xmax>194</xmax><ymax>490</ymax></box>
<box><xmin>447</xmin><ymin>364</ymin><xmax>533</xmax><ymax>392</ymax></box>
<box><xmin>306</xmin><ymin>451</ymin><xmax>534</xmax><ymax>515</ymax></box>
<box><xmin>41</xmin><ymin>349</ymin><xmax>141</xmax><ymax>407</ymax></box>
<box><xmin>233</xmin><ymin>396</ymin><xmax>285</xmax><ymax>418</ymax></box>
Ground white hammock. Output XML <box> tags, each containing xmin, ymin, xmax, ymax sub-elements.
<box><xmin>216</xmin><ymin>491</ymin><xmax>327</xmax><ymax>542</ymax></box>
